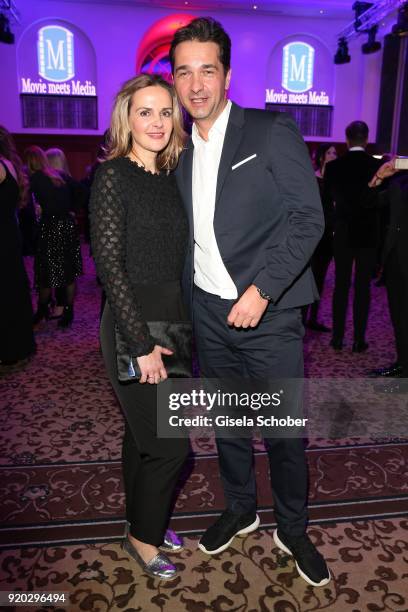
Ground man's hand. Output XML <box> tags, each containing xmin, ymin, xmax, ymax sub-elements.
<box><xmin>369</xmin><ymin>158</ymin><xmax>400</xmax><ymax>187</ymax></box>
<box><xmin>227</xmin><ymin>285</ymin><xmax>269</xmax><ymax>328</ymax></box>
<box><xmin>378</xmin><ymin>158</ymin><xmax>400</xmax><ymax>179</ymax></box>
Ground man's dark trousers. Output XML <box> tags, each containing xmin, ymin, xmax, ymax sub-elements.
<box><xmin>193</xmin><ymin>285</ymin><xmax>308</xmax><ymax>537</ymax></box>
<box><xmin>385</xmin><ymin>249</ymin><xmax>408</xmax><ymax>377</ymax></box>
<box><xmin>332</xmin><ymin>226</ymin><xmax>377</xmax><ymax>343</ymax></box>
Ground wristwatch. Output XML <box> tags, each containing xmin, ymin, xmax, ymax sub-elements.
<box><xmin>255</xmin><ymin>286</ymin><xmax>273</xmax><ymax>302</ymax></box>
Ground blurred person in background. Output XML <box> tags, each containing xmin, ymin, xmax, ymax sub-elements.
<box><xmin>46</xmin><ymin>147</ymin><xmax>70</xmax><ymax>175</ymax></box>
<box><xmin>324</xmin><ymin>121</ymin><xmax>382</xmax><ymax>352</ymax></box>
<box><xmin>25</xmin><ymin>146</ymin><xmax>82</xmax><ymax>329</ymax></box>
<box><xmin>46</xmin><ymin>147</ymin><xmax>84</xmax><ymax>319</ymax></box>
<box><xmin>363</xmin><ymin>160</ymin><xmax>408</xmax><ymax>391</ymax></box>
<box><xmin>80</xmin><ymin>130</ymin><xmax>111</xmax><ymax>246</ymax></box>
<box><xmin>0</xmin><ymin>126</ymin><xmax>36</xmax><ymax>367</ymax></box>
<box><xmin>304</xmin><ymin>144</ymin><xmax>337</xmax><ymax>332</ymax></box>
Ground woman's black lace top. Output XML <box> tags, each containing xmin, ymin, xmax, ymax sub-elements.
<box><xmin>90</xmin><ymin>157</ymin><xmax>189</xmax><ymax>357</ymax></box>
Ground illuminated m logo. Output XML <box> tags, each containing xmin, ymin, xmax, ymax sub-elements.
<box><xmin>38</xmin><ymin>26</ymin><xmax>75</xmax><ymax>82</ymax></box>
<box><xmin>282</xmin><ymin>42</ymin><xmax>314</xmax><ymax>93</ymax></box>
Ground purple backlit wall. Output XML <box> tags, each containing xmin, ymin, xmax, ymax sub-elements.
<box><xmin>0</xmin><ymin>0</ymin><xmax>391</xmax><ymax>142</ymax></box>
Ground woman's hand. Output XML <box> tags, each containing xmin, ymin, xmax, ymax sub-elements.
<box><xmin>136</xmin><ymin>345</ymin><xmax>173</xmax><ymax>384</ymax></box>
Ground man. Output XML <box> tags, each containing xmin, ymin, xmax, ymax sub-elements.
<box><xmin>324</xmin><ymin>121</ymin><xmax>382</xmax><ymax>352</ymax></box>
<box><xmin>364</xmin><ymin>162</ymin><xmax>408</xmax><ymax>391</ymax></box>
<box><xmin>170</xmin><ymin>17</ymin><xmax>330</xmax><ymax>587</ymax></box>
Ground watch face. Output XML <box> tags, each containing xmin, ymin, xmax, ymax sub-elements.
<box><xmin>257</xmin><ymin>287</ymin><xmax>272</xmax><ymax>302</ymax></box>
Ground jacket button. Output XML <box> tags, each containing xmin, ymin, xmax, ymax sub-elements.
<box><xmin>396</xmin><ymin>226</ymin><xmax>401</xmax><ymax>232</ymax></box>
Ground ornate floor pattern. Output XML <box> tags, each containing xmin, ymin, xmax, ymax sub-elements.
<box><xmin>1</xmin><ymin>520</ymin><xmax>407</xmax><ymax>612</ymax></box>
<box><xmin>1</xmin><ymin>444</ymin><xmax>407</xmax><ymax>548</ymax></box>
<box><xmin>0</xmin><ymin>249</ymin><xmax>407</xmax><ymax>611</ymax></box>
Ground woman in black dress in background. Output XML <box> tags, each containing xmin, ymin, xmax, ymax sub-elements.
<box><xmin>90</xmin><ymin>74</ymin><xmax>189</xmax><ymax>581</ymax></box>
<box><xmin>46</xmin><ymin>147</ymin><xmax>83</xmax><ymax>319</ymax></box>
<box><xmin>0</xmin><ymin>126</ymin><xmax>36</xmax><ymax>367</ymax></box>
<box><xmin>25</xmin><ymin>146</ymin><xmax>82</xmax><ymax>328</ymax></box>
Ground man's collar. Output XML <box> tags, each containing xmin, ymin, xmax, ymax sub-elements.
<box><xmin>192</xmin><ymin>99</ymin><xmax>232</xmax><ymax>144</ymax></box>
<box><xmin>348</xmin><ymin>146</ymin><xmax>366</xmax><ymax>152</ymax></box>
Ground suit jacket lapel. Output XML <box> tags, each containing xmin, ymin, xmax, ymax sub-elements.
<box><xmin>181</xmin><ymin>139</ymin><xmax>194</xmax><ymax>233</ymax></box>
<box><xmin>215</xmin><ymin>102</ymin><xmax>245</xmax><ymax>206</ymax></box>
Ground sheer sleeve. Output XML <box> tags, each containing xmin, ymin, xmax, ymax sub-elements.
<box><xmin>89</xmin><ymin>163</ymin><xmax>156</xmax><ymax>357</ymax></box>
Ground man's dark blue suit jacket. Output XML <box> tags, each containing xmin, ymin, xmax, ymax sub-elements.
<box><xmin>175</xmin><ymin>102</ymin><xmax>324</xmax><ymax>315</ymax></box>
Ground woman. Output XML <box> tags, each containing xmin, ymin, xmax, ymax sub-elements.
<box><xmin>46</xmin><ymin>148</ymin><xmax>82</xmax><ymax>319</ymax></box>
<box><xmin>314</xmin><ymin>144</ymin><xmax>337</xmax><ymax>181</ymax></box>
<box><xmin>365</xmin><ymin>160</ymin><xmax>407</xmax><ymax>387</ymax></box>
<box><xmin>89</xmin><ymin>74</ymin><xmax>190</xmax><ymax>581</ymax></box>
<box><xmin>305</xmin><ymin>144</ymin><xmax>337</xmax><ymax>332</ymax></box>
<box><xmin>25</xmin><ymin>146</ymin><xmax>82</xmax><ymax>328</ymax></box>
<box><xmin>0</xmin><ymin>126</ymin><xmax>36</xmax><ymax>366</ymax></box>
<box><xmin>45</xmin><ymin>147</ymin><xmax>71</xmax><ymax>176</ymax></box>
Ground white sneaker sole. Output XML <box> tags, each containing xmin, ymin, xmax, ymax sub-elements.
<box><xmin>198</xmin><ymin>514</ymin><xmax>260</xmax><ymax>555</ymax></box>
<box><xmin>273</xmin><ymin>529</ymin><xmax>331</xmax><ymax>587</ymax></box>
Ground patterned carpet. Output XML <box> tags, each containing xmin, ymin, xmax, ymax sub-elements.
<box><xmin>1</xmin><ymin>445</ymin><xmax>408</xmax><ymax>549</ymax></box>
<box><xmin>2</xmin><ymin>520</ymin><xmax>408</xmax><ymax>612</ymax></box>
<box><xmin>0</xmin><ymin>248</ymin><xmax>407</xmax><ymax>611</ymax></box>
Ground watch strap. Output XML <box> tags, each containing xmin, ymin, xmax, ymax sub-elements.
<box><xmin>255</xmin><ymin>286</ymin><xmax>273</xmax><ymax>302</ymax></box>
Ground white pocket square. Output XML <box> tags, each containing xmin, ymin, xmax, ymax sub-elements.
<box><xmin>231</xmin><ymin>154</ymin><xmax>257</xmax><ymax>170</ymax></box>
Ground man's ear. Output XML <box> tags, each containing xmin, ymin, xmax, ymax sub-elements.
<box><xmin>225</xmin><ymin>68</ymin><xmax>232</xmax><ymax>91</ymax></box>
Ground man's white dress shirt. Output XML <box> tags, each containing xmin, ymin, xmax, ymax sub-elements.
<box><xmin>192</xmin><ymin>99</ymin><xmax>238</xmax><ymax>299</ymax></box>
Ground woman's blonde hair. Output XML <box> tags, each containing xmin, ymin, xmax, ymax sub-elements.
<box><xmin>106</xmin><ymin>73</ymin><xmax>185</xmax><ymax>171</ymax></box>
<box><xmin>46</xmin><ymin>147</ymin><xmax>71</xmax><ymax>176</ymax></box>
<box><xmin>25</xmin><ymin>145</ymin><xmax>65</xmax><ymax>186</ymax></box>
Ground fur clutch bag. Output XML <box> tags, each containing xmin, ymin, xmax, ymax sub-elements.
<box><xmin>115</xmin><ymin>321</ymin><xmax>192</xmax><ymax>382</ymax></box>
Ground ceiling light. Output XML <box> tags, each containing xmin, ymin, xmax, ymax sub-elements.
<box><xmin>334</xmin><ymin>37</ymin><xmax>351</xmax><ymax>64</ymax></box>
<box><xmin>353</xmin><ymin>1</ymin><xmax>374</xmax><ymax>30</ymax></box>
<box><xmin>338</xmin><ymin>0</ymin><xmax>404</xmax><ymax>43</ymax></box>
<box><xmin>362</xmin><ymin>24</ymin><xmax>382</xmax><ymax>52</ymax></box>
<box><xmin>392</xmin><ymin>1</ymin><xmax>408</xmax><ymax>35</ymax></box>
<box><xmin>0</xmin><ymin>13</ymin><xmax>14</xmax><ymax>44</ymax></box>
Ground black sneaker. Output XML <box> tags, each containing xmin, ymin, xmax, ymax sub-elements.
<box><xmin>198</xmin><ymin>509</ymin><xmax>260</xmax><ymax>555</ymax></box>
<box><xmin>273</xmin><ymin>529</ymin><xmax>330</xmax><ymax>587</ymax></box>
